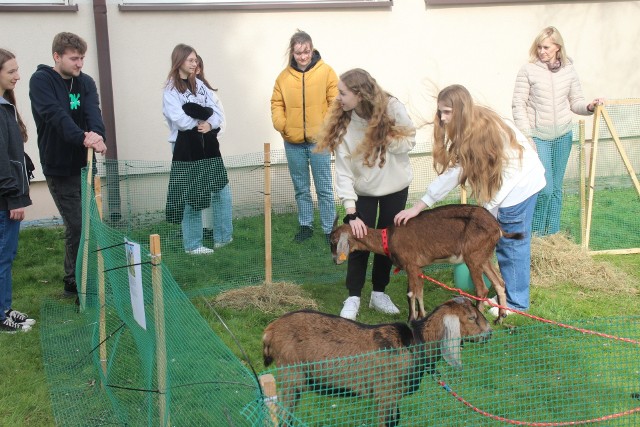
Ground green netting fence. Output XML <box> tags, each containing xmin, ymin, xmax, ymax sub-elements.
<box><xmin>246</xmin><ymin>317</ymin><xmax>640</xmax><ymax>426</ymax></box>
<box><xmin>39</xmin><ymin>102</ymin><xmax>640</xmax><ymax>426</ymax></box>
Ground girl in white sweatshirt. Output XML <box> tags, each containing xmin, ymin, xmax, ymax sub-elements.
<box><xmin>316</xmin><ymin>68</ymin><xmax>415</xmax><ymax>320</ymax></box>
<box><xmin>395</xmin><ymin>84</ymin><xmax>545</xmax><ymax>314</ymax></box>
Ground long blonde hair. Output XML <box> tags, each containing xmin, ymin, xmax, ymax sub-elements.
<box><xmin>433</xmin><ymin>84</ymin><xmax>523</xmax><ymax>204</ymax></box>
<box><xmin>316</xmin><ymin>68</ymin><xmax>412</xmax><ymax>168</ymax></box>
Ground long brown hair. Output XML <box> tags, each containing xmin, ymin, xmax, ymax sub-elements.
<box><xmin>433</xmin><ymin>84</ymin><xmax>522</xmax><ymax>204</ymax></box>
<box><xmin>0</xmin><ymin>48</ymin><xmax>27</xmax><ymax>142</ymax></box>
<box><xmin>195</xmin><ymin>54</ymin><xmax>217</xmax><ymax>92</ymax></box>
<box><xmin>166</xmin><ymin>44</ymin><xmax>197</xmax><ymax>94</ymax></box>
<box><xmin>316</xmin><ymin>68</ymin><xmax>413</xmax><ymax>168</ymax></box>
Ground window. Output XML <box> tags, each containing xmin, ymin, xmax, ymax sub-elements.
<box><xmin>119</xmin><ymin>0</ymin><xmax>392</xmax><ymax>12</ymax></box>
<box><xmin>0</xmin><ymin>0</ymin><xmax>77</xmax><ymax>11</ymax></box>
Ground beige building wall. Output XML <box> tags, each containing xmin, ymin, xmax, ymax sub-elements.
<box><xmin>5</xmin><ymin>0</ymin><xmax>640</xmax><ymax>222</ymax></box>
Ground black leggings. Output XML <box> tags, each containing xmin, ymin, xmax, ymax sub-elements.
<box><xmin>345</xmin><ymin>187</ymin><xmax>409</xmax><ymax>297</ymax></box>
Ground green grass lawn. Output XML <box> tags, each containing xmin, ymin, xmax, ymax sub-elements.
<box><xmin>2</xmin><ymin>225</ymin><xmax>639</xmax><ymax>426</ymax></box>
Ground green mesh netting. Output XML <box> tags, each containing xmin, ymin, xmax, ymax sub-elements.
<box><xmin>245</xmin><ymin>318</ymin><xmax>640</xmax><ymax>426</ymax></box>
<box><xmin>39</xmin><ymin>113</ymin><xmax>639</xmax><ymax>425</ymax></box>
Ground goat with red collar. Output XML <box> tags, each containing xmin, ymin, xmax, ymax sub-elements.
<box><xmin>329</xmin><ymin>204</ymin><xmax>523</xmax><ymax>322</ymax></box>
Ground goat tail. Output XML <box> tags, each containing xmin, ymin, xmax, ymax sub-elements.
<box><xmin>501</xmin><ymin>231</ymin><xmax>525</xmax><ymax>240</ymax></box>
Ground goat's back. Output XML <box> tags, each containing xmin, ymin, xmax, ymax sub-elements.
<box><xmin>262</xmin><ymin>310</ymin><xmax>413</xmax><ymax>367</ymax></box>
<box><xmin>389</xmin><ymin>204</ymin><xmax>501</xmax><ymax>265</ymax></box>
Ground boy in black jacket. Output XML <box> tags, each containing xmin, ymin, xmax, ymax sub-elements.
<box><xmin>29</xmin><ymin>32</ymin><xmax>107</xmax><ymax>297</ymax></box>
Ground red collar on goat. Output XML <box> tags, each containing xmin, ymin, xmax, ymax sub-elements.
<box><xmin>381</xmin><ymin>228</ymin><xmax>391</xmax><ymax>257</ymax></box>
<box><xmin>381</xmin><ymin>228</ymin><xmax>403</xmax><ymax>274</ymax></box>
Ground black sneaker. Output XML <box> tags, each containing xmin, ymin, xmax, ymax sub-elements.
<box><xmin>294</xmin><ymin>226</ymin><xmax>313</xmax><ymax>242</ymax></box>
<box><xmin>1</xmin><ymin>317</ymin><xmax>32</xmax><ymax>333</ymax></box>
<box><xmin>324</xmin><ymin>233</ymin><xmax>332</xmax><ymax>245</ymax></box>
<box><xmin>5</xmin><ymin>309</ymin><xmax>36</xmax><ymax>326</ymax></box>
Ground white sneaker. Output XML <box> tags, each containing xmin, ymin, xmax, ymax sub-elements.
<box><xmin>185</xmin><ymin>246</ymin><xmax>214</xmax><ymax>255</ymax></box>
<box><xmin>488</xmin><ymin>306</ymin><xmax>515</xmax><ymax>317</ymax></box>
<box><xmin>369</xmin><ymin>292</ymin><xmax>400</xmax><ymax>315</ymax></box>
<box><xmin>214</xmin><ymin>238</ymin><xmax>233</xmax><ymax>249</ymax></box>
<box><xmin>340</xmin><ymin>296</ymin><xmax>361</xmax><ymax>320</ymax></box>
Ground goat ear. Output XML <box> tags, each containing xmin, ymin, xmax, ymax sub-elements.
<box><xmin>442</xmin><ymin>314</ymin><xmax>463</xmax><ymax>369</ymax></box>
<box><xmin>336</xmin><ymin>233</ymin><xmax>350</xmax><ymax>262</ymax></box>
<box><xmin>332</xmin><ymin>215</ymin><xmax>340</xmax><ymax>229</ymax></box>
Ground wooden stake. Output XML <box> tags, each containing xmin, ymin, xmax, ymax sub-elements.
<box><xmin>80</xmin><ymin>147</ymin><xmax>95</xmax><ymax>310</ymax></box>
<box><xmin>150</xmin><ymin>234</ymin><xmax>169</xmax><ymax>426</ymax></box>
<box><xmin>585</xmin><ymin>106</ymin><xmax>602</xmax><ymax>250</ymax></box>
<box><xmin>259</xmin><ymin>374</ymin><xmax>278</xmax><ymax>427</ymax></box>
<box><xmin>264</xmin><ymin>143</ymin><xmax>272</xmax><ymax>285</ymax></box>
<box><xmin>94</xmin><ymin>176</ymin><xmax>108</xmax><ymax>378</ymax></box>
<box><xmin>579</xmin><ymin>120</ymin><xmax>586</xmax><ymax>249</ymax></box>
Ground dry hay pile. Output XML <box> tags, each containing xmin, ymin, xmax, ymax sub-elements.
<box><xmin>530</xmin><ymin>233</ymin><xmax>637</xmax><ymax>295</ymax></box>
<box><xmin>213</xmin><ymin>281</ymin><xmax>318</xmax><ymax>314</ymax></box>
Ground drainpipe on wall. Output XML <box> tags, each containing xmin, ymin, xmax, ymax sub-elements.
<box><xmin>93</xmin><ymin>0</ymin><xmax>122</xmax><ymax>221</ymax></box>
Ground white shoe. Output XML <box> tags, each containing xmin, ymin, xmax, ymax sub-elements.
<box><xmin>214</xmin><ymin>238</ymin><xmax>233</xmax><ymax>249</ymax></box>
<box><xmin>369</xmin><ymin>292</ymin><xmax>400</xmax><ymax>315</ymax></box>
<box><xmin>340</xmin><ymin>296</ymin><xmax>361</xmax><ymax>320</ymax></box>
<box><xmin>488</xmin><ymin>306</ymin><xmax>515</xmax><ymax>317</ymax></box>
<box><xmin>186</xmin><ymin>246</ymin><xmax>214</xmax><ymax>255</ymax></box>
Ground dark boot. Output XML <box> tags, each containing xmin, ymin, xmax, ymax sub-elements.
<box><xmin>294</xmin><ymin>226</ymin><xmax>313</xmax><ymax>242</ymax></box>
<box><xmin>64</xmin><ymin>279</ymin><xmax>78</xmax><ymax>298</ymax></box>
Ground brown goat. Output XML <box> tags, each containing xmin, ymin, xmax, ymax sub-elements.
<box><xmin>262</xmin><ymin>297</ymin><xmax>492</xmax><ymax>427</ymax></box>
<box><xmin>330</xmin><ymin>204</ymin><xmax>523</xmax><ymax>322</ymax></box>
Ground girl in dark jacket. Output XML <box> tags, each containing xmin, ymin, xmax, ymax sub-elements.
<box><xmin>0</xmin><ymin>49</ymin><xmax>35</xmax><ymax>332</ymax></box>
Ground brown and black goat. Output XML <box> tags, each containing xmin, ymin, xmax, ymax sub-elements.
<box><xmin>329</xmin><ymin>204</ymin><xmax>524</xmax><ymax>322</ymax></box>
<box><xmin>262</xmin><ymin>297</ymin><xmax>492</xmax><ymax>427</ymax></box>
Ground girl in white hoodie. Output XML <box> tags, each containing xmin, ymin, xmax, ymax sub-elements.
<box><xmin>316</xmin><ymin>68</ymin><xmax>415</xmax><ymax>320</ymax></box>
<box><xmin>395</xmin><ymin>84</ymin><xmax>545</xmax><ymax>314</ymax></box>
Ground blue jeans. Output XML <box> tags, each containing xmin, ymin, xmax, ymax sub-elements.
<box><xmin>532</xmin><ymin>132</ymin><xmax>572</xmax><ymax>236</ymax></box>
<box><xmin>495</xmin><ymin>193</ymin><xmax>538</xmax><ymax>311</ymax></box>
<box><xmin>182</xmin><ymin>184</ymin><xmax>233</xmax><ymax>251</ymax></box>
<box><xmin>284</xmin><ymin>141</ymin><xmax>336</xmax><ymax>234</ymax></box>
<box><xmin>0</xmin><ymin>211</ymin><xmax>20</xmax><ymax>321</ymax></box>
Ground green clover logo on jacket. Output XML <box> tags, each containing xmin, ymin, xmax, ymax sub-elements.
<box><xmin>69</xmin><ymin>93</ymin><xmax>81</xmax><ymax>110</ymax></box>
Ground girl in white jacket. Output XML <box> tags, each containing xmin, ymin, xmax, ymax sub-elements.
<box><xmin>316</xmin><ymin>68</ymin><xmax>415</xmax><ymax>320</ymax></box>
<box><xmin>512</xmin><ymin>26</ymin><xmax>602</xmax><ymax>236</ymax></box>
<box><xmin>395</xmin><ymin>84</ymin><xmax>545</xmax><ymax>314</ymax></box>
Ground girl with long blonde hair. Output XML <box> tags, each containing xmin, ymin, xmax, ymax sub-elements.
<box><xmin>395</xmin><ymin>84</ymin><xmax>545</xmax><ymax>315</ymax></box>
<box><xmin>316</xmin><ymin>68</ymin><xmax>415</xmax><ymax>320</ymax></box>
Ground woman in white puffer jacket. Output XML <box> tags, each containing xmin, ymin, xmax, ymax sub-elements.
<box><xmin>512</xmin><ymin>26</ymin><xmax>603</xmax><ymax>236</ymax></box>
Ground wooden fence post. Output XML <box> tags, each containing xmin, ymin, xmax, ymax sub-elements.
<box><xmin>259</xmin><ymin>373</ymin><xmax>278</xmax><ymax>427</ymax></box>
<box><xmin>150</xmin><ymin>234</ymin><xmax>169</xmax><ymax>426</ymax></box>
<box><xmin>264</xmin><ymin>143</ymin><xmax>272</xmax><ymax>285</ymax></box>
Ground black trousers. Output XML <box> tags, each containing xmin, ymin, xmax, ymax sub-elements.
<box><xmin>46</xmin><ymin>175</ymin><xmax>82</xmax><ymax>285</ymax></box>
<box><xmin>345</xmin><ymin>187</ymin><xmax>408</xmax><ymax>297</ymax></box>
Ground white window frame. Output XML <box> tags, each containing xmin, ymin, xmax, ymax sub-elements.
<box><xmin>119</xmin><ymin>0</ymin><xmax>392</xmax><ymax>12</ymax></box>
<box><xmin>0</xmin><ymin>0</ymin><xmax>77</xmax><ymax>11</ymax></box>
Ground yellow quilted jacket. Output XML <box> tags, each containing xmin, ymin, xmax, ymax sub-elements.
<box><xmin>270</xmin><ymin>53</ymin><xmax>338</xmax><ymax>143</ymax></box>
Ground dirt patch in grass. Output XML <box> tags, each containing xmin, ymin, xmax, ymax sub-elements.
<box><xmin>213</xmin><ymin>281</ymin><xmax>318</xmax><ymax>313</ymax></box>
<box><xmin>531</xmin><ymin>234</ymin><xmax>637</xmax><ymax>295</ymax></box>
